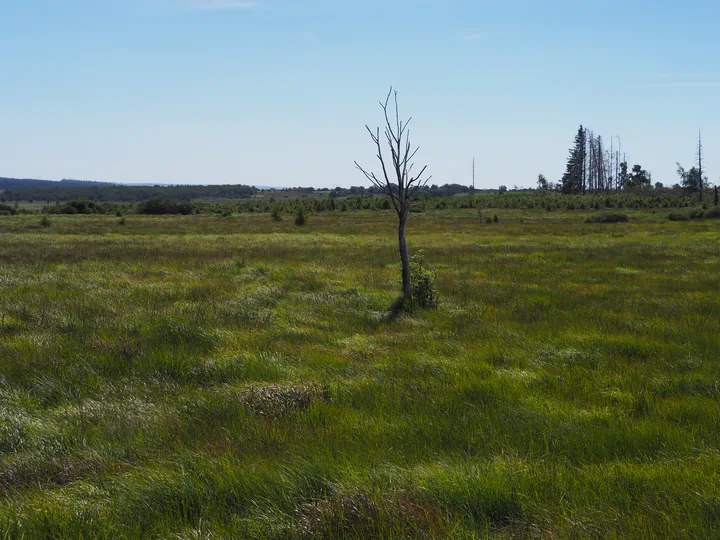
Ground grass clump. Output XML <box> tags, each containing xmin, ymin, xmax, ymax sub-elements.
<box><xmin>295</xmin><ymin>489</ymin><xmax>448</xmax><ymax>539</ymax></box>
<box><xmin>244</xmin><ymin>382</ymin><xmax>327</xmax><ymax>418</ymax></box>
<box><xmin>584</xmin><ymin>212</ymin><xmax>629</xmax><ymax>223</ymax></box>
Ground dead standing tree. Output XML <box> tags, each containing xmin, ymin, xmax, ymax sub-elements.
<box><xmin>355</xmin><ymin>88</ymin><xmax>431</xmax><ymax>305</ymax></box>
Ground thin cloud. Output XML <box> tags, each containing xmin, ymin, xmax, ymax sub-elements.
<box><xmin>464</xmin><ymin>32</ymin><xmax>490</xmax><ymax>41</ymax></box>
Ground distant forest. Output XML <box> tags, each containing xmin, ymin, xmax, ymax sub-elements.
<box><xmin>2</xmin><ymin>178</ymin><xmax>501</xmax><ymax>203</ymax></box>
<box><xmin>0</xmin><ymin>177</ymin><xmax>113</xmax><ymax>191</ymax></box>
<box><xmin>0</xmin><ymin>179</ymin><xmax>258</xmax><ymax>203</ymax></box>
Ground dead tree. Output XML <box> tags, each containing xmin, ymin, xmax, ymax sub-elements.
<box><xmin>355</xmin><ymin>87</ymin><xmax>432</xmax><ymax>304</ymax></box>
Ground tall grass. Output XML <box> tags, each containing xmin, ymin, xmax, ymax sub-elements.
<box><xmin>0</xmin><ymin>209</ymin><xmax>718</xmax><ymax>538</ymax></box>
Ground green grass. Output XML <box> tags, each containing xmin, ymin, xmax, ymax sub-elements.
<box><xmin>0</xmin><ymin>209</ymin><xmax>719</xmax><ymax>538</ymax></box>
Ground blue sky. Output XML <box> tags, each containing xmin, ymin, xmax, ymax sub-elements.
<box><xmin>1</xmin><ymin>0</ymin><xmax>718</xmax><ymax>188</ymax></box>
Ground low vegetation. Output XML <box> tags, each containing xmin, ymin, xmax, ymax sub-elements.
<box><xmin>48</xmin><ymin>198</ymin><xmax>108</xmax><ymax>215</ymax></box>
<box><xmin>136</xmin><ymin>197</ymin><xmax>194</xmax><ymax>215</ymax></box>
<box><xmin>669</xmin><ymin>205</ymin><xmax>720</xmax><ymax>221</ymax></box>
<box><xmin>0</xmin><ymin>207</ymin><xmax>718</xmax><ymax>538</ymax></box>
<box><xmin>584</xmin><ymin>212</ymin><xmax>629</xmax><ymax>223</ymax></box>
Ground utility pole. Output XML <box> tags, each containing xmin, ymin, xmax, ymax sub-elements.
<box><xmin>697</xmin><ymin>130</ymin><xmax>704</xmax><ymax>202</ymax></box>
<box><xmin>472</xmin><ymin>157</ymin><xmax>475</xmax><ymax>191</ymax></box>
<box><xmin>615</xmin><ymin>136</ymin><xmax>622</xmax><ymax>192</ymax></box>
<box><xmin>610</xmin><ymin>136</ymin><xmax>614</xmax><ymax>193</ymax></box>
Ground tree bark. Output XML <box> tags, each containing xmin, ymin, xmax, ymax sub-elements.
<box><xmin>398</xmin><ymin>211</ymin><xmax>411</xmax><ymax>303</ymax></box>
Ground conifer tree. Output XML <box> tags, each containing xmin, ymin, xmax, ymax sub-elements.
<box><xmin>561</xmin><ymin>126</ymin><xmax>586</xmax><ymax>194</ymax></box>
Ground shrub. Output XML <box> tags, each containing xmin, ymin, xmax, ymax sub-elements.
<box><xmin>674</xmin><ymin>206</ymin><xmax>720</xmax><ymax>221</ymax></box>
<box><xmin>50</xmin><ymin>198</ymin><xmax>106</xmax><ymax>215</ymax></box>
<box><xmin>118</xmin><ymin>217</ymin><xmax>126</xmax><ymax>226</ymax></box>
<box><xmin>485</xmin><ymin>217</ymin><xmax>493</xmax><ymax>224</ymax></box>
<box><xmin>409</xmin><ymin>250</ymin><xmax>439</xmax><ymax>309</ymax></box>
<box><xmin>40</xmin><ymin>215</ymin><xmax>51</xmax><ymax>228</ymax></box>
<box><xmin>0</xmin><ymin>204</ymin><xmax>17</xmax><ymax>216</ymax></box>
<box><xmin>271</xmin><ymin>208</ymin><xmax>282</xmax><ymax>221</ymax></box>
<box><xmin>493</xmin><ymin>215</ymin><xmax>499</xmax><ymax>223</ymax></box>
<box><xmin>668</xmin><ymin>211</ymin><xmax>689</xmax><ymax>221</ymax></box>
<box><xmin>136</xmin><ymin>198</ymin><xmax>193</xmax><ymax>215</ymax></box>
<box><xmin>295</xmin><ymin>207</ymin><xmax>307</xmax><ymax>226</ymax></box>
<box><xmin>584</xmin><ymin>213</ymin><xmax>629</xmax><ymax>224</ymax></box>
<box><xmin>409</xmin><ymin>201</ymin><xmax>425</xmax><ymax>213</ymax></box>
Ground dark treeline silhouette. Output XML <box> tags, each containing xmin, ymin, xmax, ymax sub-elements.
<box><xmin>0</xmin><ymin>177</ymin><xmax>114</xmax><ymax>191</ymax></box>
<box><xmin>1</xmin><ymin>183</ymin><xmax>258</xmax><ymax>203</ymax></box>
<box><xmin>2</xmin><ymin>181</ymin><xmax>491</xmax><ymax>204</ymax></box>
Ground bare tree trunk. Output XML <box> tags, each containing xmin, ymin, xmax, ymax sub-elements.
<box><xmin>398</xmin><ymin>211</ymin><xmax>411</xmax><ymax>303</ymax></box>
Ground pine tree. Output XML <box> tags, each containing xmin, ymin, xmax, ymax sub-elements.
<box><xmin>629</xmin><ymin>164</ymin><xmax>650</xmax><ymax>188</ymax></box>
<box><xmin>561</xmin><ymin>126</ymin><xmax>586</xmax><ymax>194</ymax></box>
<box><xmin>677</xmin><ymin>163</ymin><xmax>703</xmax><ymax>195</ymax></box>
<box><xmin>618</xmin><ymin>161</ymin><xmax>629</xmax><ymax>190</ymax></box>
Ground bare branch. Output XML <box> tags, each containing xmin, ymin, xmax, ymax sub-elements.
<box><xmin>356</xmin><ymin>86</ymin><xmax>429</xmax><ymax>212</ymax></box>
<box><xmin>408</xmin><ymin>174</ymin><xmax>432</xmax><ymax>200</ymax></box>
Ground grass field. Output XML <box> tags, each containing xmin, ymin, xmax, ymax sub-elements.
<box><xmin>0</xmin><ymin>210</ymin><xmax>719</xmax><ymax>538</ymax></box>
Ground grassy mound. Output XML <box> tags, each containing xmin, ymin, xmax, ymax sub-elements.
<box><xmin>584</xmin><ymin>212</ymin><xmax>629</xmax><ymax>223</ymax></box>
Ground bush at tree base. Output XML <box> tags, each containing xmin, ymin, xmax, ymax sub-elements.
<box><xmin>409</xmin><ymin>250</ymin><xmax>439</xmax><ymax>309</ymax></box>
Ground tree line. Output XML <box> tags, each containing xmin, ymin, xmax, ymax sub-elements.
<box><xmin>1</xmin><ymin>181</ymin><xmax>500</xmax><ymax>204</ymax></box>
<box><xmin>8</xmin><ymin>189</ymin><xmax>706</xmax><ymax>219</ymax></box>
<box><xmin>551</xmin><ymin>126</ymin><xmax>711</xmax><ymax>197</ymax></box>
<box><xmin>0</xmin><ymin>183</ymin><xmax>258</xmax><ymax>203</ymax></box>
<box><xmin>555</xmin><ymin>126</ymin><xmax>650</xmax><ymax>194</ymax></box>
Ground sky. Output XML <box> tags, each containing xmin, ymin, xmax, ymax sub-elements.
<box><xmin>0</xmin><ymin>0</ymin><xmax>718</xmax><ymax>189</ymax></box>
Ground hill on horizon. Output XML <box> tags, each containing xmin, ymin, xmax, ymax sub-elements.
<box><xmin>0</xmin><ymin>177</ymin><xmax>116</xmax><ymax>191</ymax></box>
